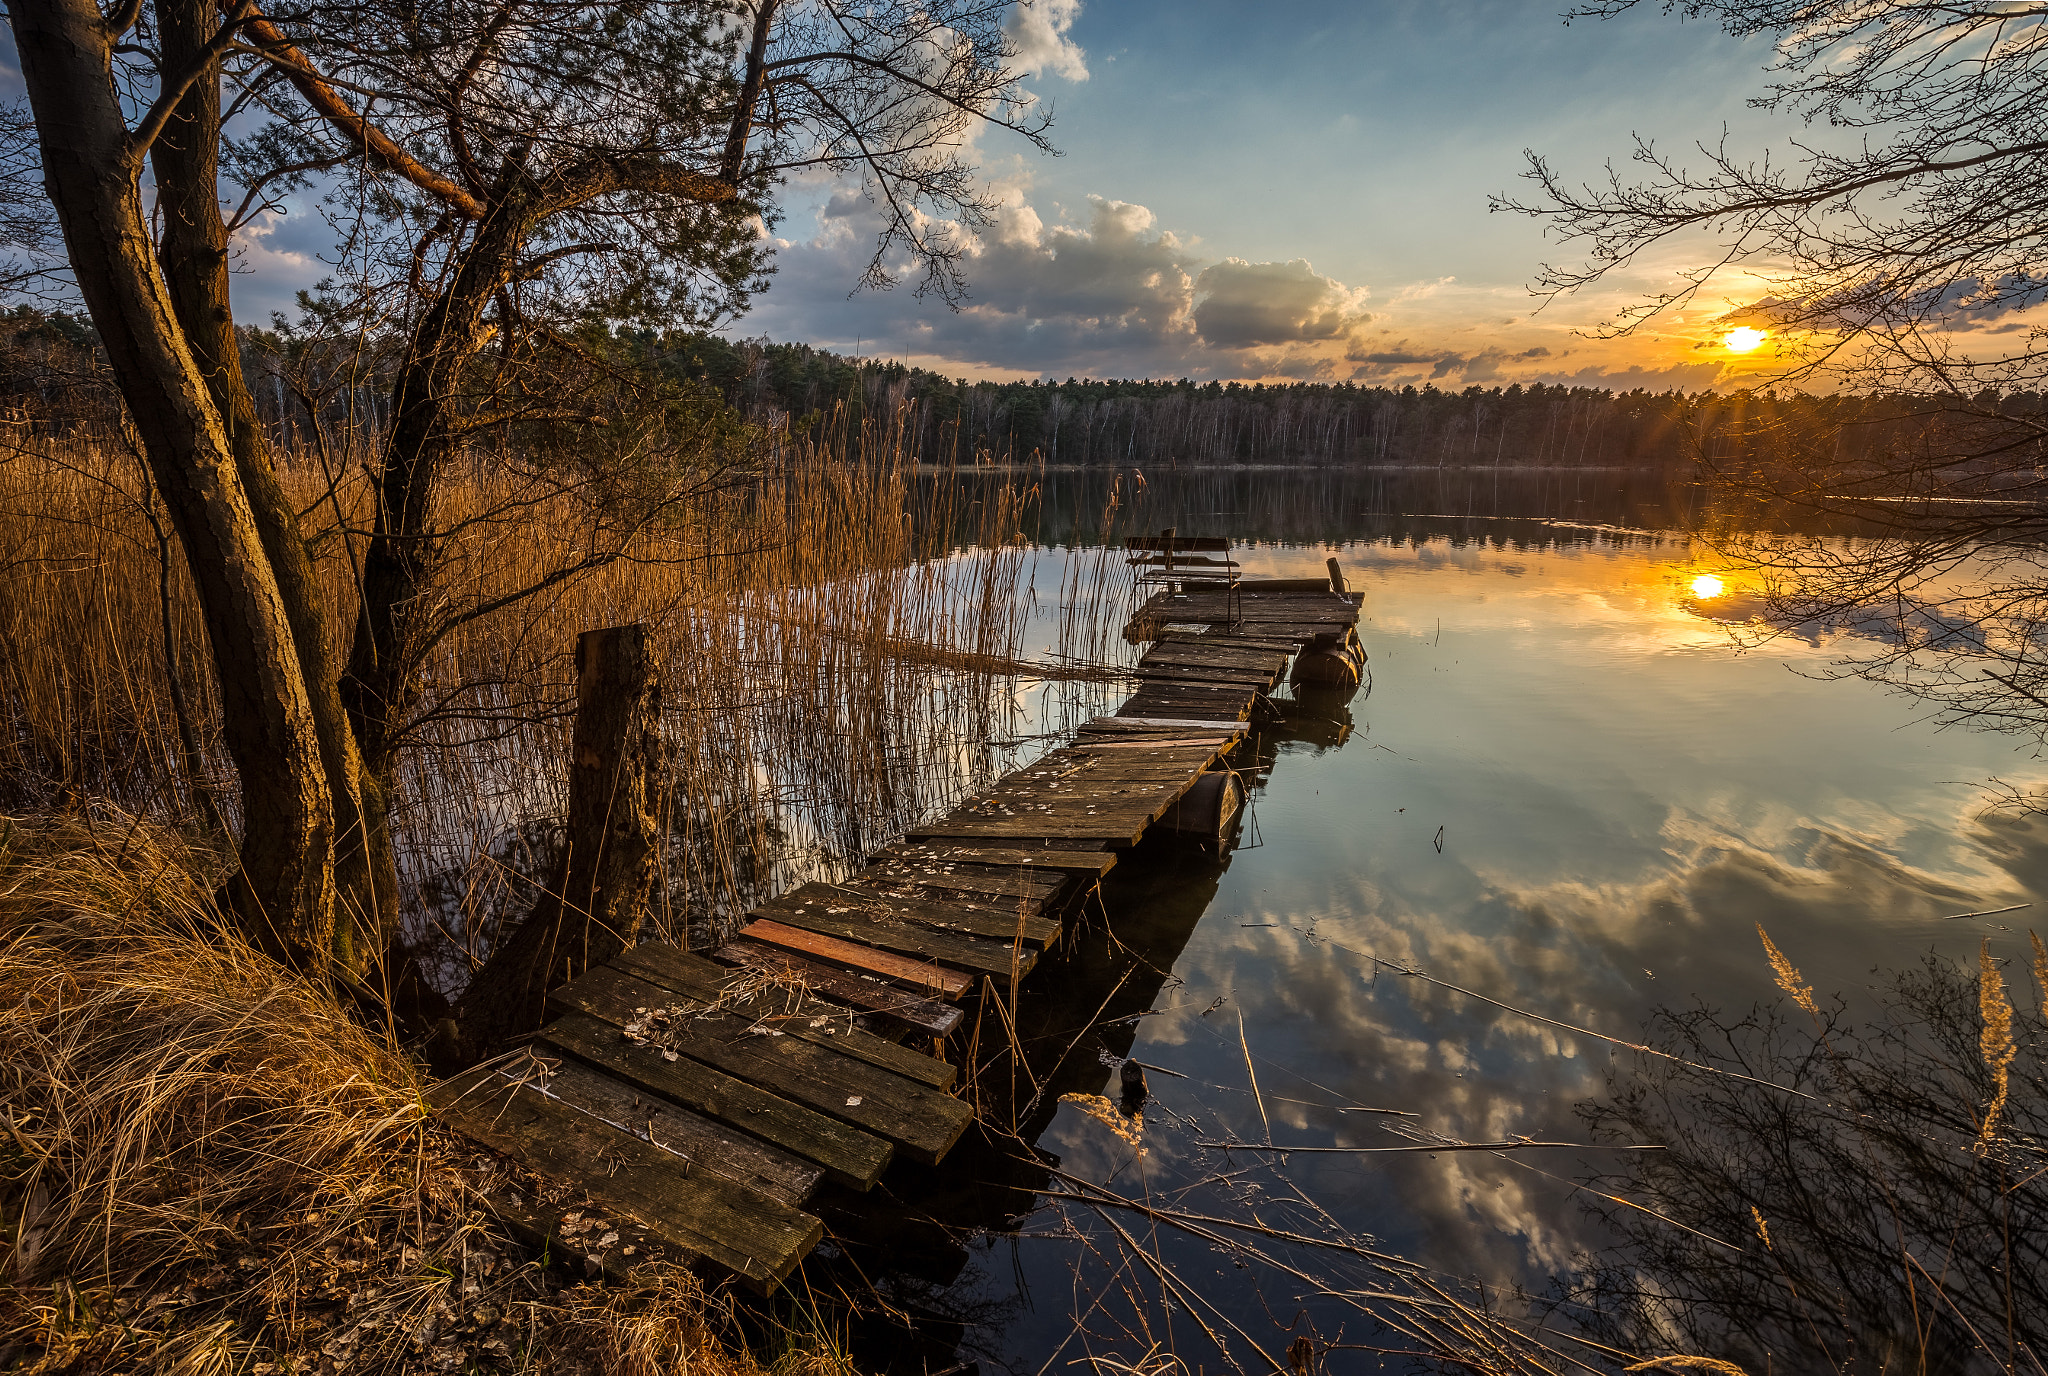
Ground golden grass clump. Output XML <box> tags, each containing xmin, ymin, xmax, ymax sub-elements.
<box><xmin>1754</xmin><ymin>923</ymin><xmax>1819</xmax><ymax>1018</ymax></box>
<box><xmin>2032</xmin><ymin>928</ymin><xmax>2047</xmax><ymax>1022</ymax></box>
<box><xmin>1976</xmin><ymin>937</ymin><xmax>2018</xmax><ymax>1153</ymax></box>
<box><xmin>0</xmin><ymin>807</ymin><xmax>790</xmax><ymax>1375</ymax></box>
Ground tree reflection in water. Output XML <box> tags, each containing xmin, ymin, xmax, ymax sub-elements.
<box><xmin>1560</xmin><ymin>956</ymin><xmax>2047</xmax><ymax>1375</ymax></box>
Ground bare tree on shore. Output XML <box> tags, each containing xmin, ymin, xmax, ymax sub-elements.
<box><xmin>2</xmin><ymin>0</ymin><xmax>1054</xmax><ymax>989</ymax></box>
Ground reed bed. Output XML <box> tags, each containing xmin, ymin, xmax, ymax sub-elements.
<box><xmin>0</xmin><ymin>409</ymin><xmax>1046</xmax><ymax>985</ymax></box>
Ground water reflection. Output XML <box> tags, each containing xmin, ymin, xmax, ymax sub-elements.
<box><xmin>847</xmin><ymin>470</ymin><xmax>2048</xmax><ymax>1372</ymax></box>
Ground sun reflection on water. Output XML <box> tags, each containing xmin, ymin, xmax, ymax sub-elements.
<box><xmin>1690</xmin><ymin>573</ymin><xmax>1726</xmax><ymax>599</ymax></box>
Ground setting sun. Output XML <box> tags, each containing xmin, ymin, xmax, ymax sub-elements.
<box><xmin>1723</xmin><ymin>327</ymin><xmax>1767</xmax><ymax>354</ymax></box>
<box><xmin>1690</xmin><ymin>574</ymin><xmax>1726</xmax><ymax>599</ymax></box>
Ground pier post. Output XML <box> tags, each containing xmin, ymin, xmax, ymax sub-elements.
<box><xmin>452</xmin><ymin>623</ymin><xmax>665</xmax><ymax>1059</ymax></box>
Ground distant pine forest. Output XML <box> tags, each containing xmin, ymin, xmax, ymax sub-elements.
<box><xmin>0</xmin><ymin>307</ymin><xmax>2026</xmax><ymax>470</ymax></box>
<box><xmin>582</xmin><ymin>333</ymin><xmax>2043</xmax><ymax>471</ymax></box>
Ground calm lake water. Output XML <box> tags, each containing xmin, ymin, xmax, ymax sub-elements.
<box><xmin>848</xmin><ymin>467</ymin><xmax>2048</xmax><ymax>1371</ymax></box>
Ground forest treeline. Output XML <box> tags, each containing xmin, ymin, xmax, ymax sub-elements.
<box><xmin>3</xmin><ymin>305</ymin><xmax>2040</xmax><ymax>471</ymax></box>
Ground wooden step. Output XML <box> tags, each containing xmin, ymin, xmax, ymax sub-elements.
<box><xmin>711</xmin><ymin>938</ymin><xmax>964</xmax><ymax>1037</ymax></box>
<box><xmin>873</xmin><ymin>841</ymin><xmax>1117</xmax><ymax>877</ymax></box>
<box><xmin>537</xmin><ymin>1009</ymin><xmax>894</xmax><ymax>1190</ymax></box>
<box><xmin>1082</xmin><ymin>716</ymin><xmax>1249</xmax><ymax>733</ymax></box>
<box><xmin>547</xmin><ymin>965</ymin><xmax>973</xmax><ymax>1164</ymax></box>
<box><xmin>856</xmin><ymin>860</ymin><xmax>1068</xmax><ymax>905</ymax></box>
<box><xmin>610</xmin><ymin>942</ymin><xmax>957</xmax><ymax>1088</ymax></box>
<box><xmin>432</xmin><ymin>1063</ymin><xmax>824</xmax><ymax>1291</ymax></box>
<box><xmin>478</xmin><ymin>1048</ymin><xmax>825</xmax><ymax>1205</ymax></box>
<box><xmin>820</xmin><ymin>879</ymin><xmax>1062</xmax><ymax>946</ymax></box>
<box><xmin>738</xmin><ymin>919</ymin><xmax>975</xmax><ymax>999</ymax></box>
<box><xmin>753</xmin><ymin>891</ymin><xmax>1042</xmax><ymax>980</ymax></box>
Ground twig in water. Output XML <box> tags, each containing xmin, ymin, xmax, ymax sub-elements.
<box><xmin>1196</xmin><ymin>1139</ymin><xmax>1669</xmax><ymax>1155</ymax></box>
<box><xmin>1942</xmin><ymin>903</ymin><xmax>2032</xmax><ymax>921</ymax></box>
<box><xmin>1237</xmin><ymin>1008</ymin><xmax>1270</xmax><ymax>1146</ymax></box>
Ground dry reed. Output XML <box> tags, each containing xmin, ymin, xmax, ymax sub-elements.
<box><xmin>0</xmin><ymin>806</ymin><xmax>857</xmax><ymax>1374</ymax></box>
<box><xmin>0</xmin><ymin>409</ymin><xmax>1045</xmax><ymax>987</ymax></box>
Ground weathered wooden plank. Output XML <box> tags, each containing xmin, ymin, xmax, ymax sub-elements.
<box><xmin>611</xmin><ymin>942</ymin><xmax>956</xmax><ymax>1089</ymax></box>
<box><xmin>858</xmin><ymin>858</ymin><xmax>1068</xmax><ymax>903</ymax></box>
<box><xmin>740</xmin><ymin>918</ymin><xmax>976</xmax><ymax>998</ymax></box>
<box><xmin>537</xmin><ymin>1009</ymin><xmax>894</xmax><ymax>1190</ymax></box>
<box><xmin>909</xmin><ymin>817</ymin><xmax>1154</xmax><ymax>847</ymax></box>
<box><xmin>1159</xmin><ymin>634</ymin><xmax>1301</xmax><ymax>651</ymax></box>
<box><xmin>1084</xmin><ymin>716</ymin><xmax>1250</xmax><ymax>733</ymax></box>
<box><xmin>1067</xmin><ymin>736</ymin><xmax>1234</xmax><ymax>750</ymax></box>
<box><xmin>711</xmin><ymin>939</ymin><xmax>964</xmax><ymax>1037</ymax></box>
<box><xmin>1122</xmin><ymin>686</ymin><xmax>1257</xmax><ymax>704</ymax></box>
<box><xmin>1138</xmin><ymin>644</ymin><xmax>1288</xmax><ymax>667</ymax></box>
<box><xmin>1125</xmin><ymin>535</ymin><xmax>1230</xmax><ymax>551</ymax></box>
<box><xmin>822</xmin><ymin>879</ymin><xmax>1062</xmax><ymax>946</ymax></box>
<box><xmin>754</xmin><ymin>891</ymin><xmax>1042</xmax><ymax>978</ymax></box>
<box><xmin>966</xmin><ymin>776</ymin><xmax>1200</xmax><ymax>807</ymax></box>
<box><xmin>481</xmin><ymin>1049</ymin><xmax>825</xmax><ymax>1206</ymax></box>
<box><xmin>1123</xmin><ymin>682</ymin><xmax>1258</xmax><ymax>700</ymax></box>
<box><xmin>874</xmin><ymin>841</ymin><xmax>1117</xmax><ymax>876</ymax></box>
<box><xmin>1134</xmin><ymin>666</ymin><xmax>1279</xmax><ymax>688</ymax></box>
<box><xmin>545</xmin><ymin>966</ymin><xmax>974</xmax><ymax>1164</ymax></box>
<box><xmin>431</xmin><ymin>1065</ymin><xmax>824</xmax><ymax>1290</ymax></box>
<box><xmin>1118</xmin><ymin>703</ymin><xmax>1251</xmax><ymax>723</ymax></box>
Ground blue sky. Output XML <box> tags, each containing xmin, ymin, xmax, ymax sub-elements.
<box><xmin>10</xmin><ymin>0</ymin><xmax>1810</xmax><ymax>387</ymax></box>
<box><xmin>725</xmin><ymin>0</ymin><xmax>1796</xmax><ymax>386</ymax></box>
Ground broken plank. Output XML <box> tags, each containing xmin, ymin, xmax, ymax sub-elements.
<box><xmin>741</xmin><ymin>918</ymin><xmax>975</xmax><ymax>998</ymax></box>
<box><xmin>432</xmin><ymin>1065</ymin><xmax>823</xmax><ymax>1290</ymax></box>
<box><xmin>537</xmin><ymin>1009</ymin><xmax>895</xmax><ymax>1190</ymax></box>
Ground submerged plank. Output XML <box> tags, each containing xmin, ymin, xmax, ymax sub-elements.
<box><xmin>537</xmin><ymin>1009</ymin><xmax>894</xmax><ymax>1190</ymax></box>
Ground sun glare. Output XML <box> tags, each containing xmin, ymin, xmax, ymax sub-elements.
<box><xmin>1690</xmin><ymin>574</ymin><xmax>1726</xmax><ymax>599</ymax></box>
<box><xmin>1723</xmin><ymin>327</ymin><xmax>1767</xmax><ymax>354</ymax></box>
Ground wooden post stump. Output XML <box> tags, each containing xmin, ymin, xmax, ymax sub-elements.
<box><xmin>454</xmin><ymin>624</ymin><xmax>664</xmax><ymax>1060</ymax></box>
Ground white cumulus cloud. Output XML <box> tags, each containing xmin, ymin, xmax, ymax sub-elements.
<box><xmin>1005</xmin><ymin>0</ymin><xmax>1088</xmax><ymax>82</ymax></box>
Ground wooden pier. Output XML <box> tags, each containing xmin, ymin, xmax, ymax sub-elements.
<box><xmin>431</xmin><ymin>569</ymin><xmax>1364</xmax><ymax>1291</ymax></box>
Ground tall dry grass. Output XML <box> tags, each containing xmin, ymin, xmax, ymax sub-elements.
<box><xmin>0</xmin><ymin>407</ymin><xmax>1041</xmax><ymax>986</ymax></box>
<box><xmin>0</xmin><ymin>805</ymin><xmax>861</xmax><ymax>1374</ymax></box>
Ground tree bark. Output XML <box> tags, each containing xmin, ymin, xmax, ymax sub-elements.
<box><xmin>149</xmin><ymin>0</ymin><xmax>394</xmax><ymax>973</ymax></box>
<box><xmin>340</xmin><ymin>171</ymin><xmax>539</xmax><ymax>779</ymax></box>
<box><xmin>7</xmin><ymin>0</ymin><xmax>335</xmax><ymax>970</ymax></box>
<box><xmin>454</xmin><ymin>623</ymin><xmax>662</xmax><ymax>1058</ymax></box>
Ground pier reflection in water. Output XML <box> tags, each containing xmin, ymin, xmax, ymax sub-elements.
<box><xmin>805</xmin><ymin>467</ymin><xmax>2048</xmax><ymax>1372</ymax></box>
